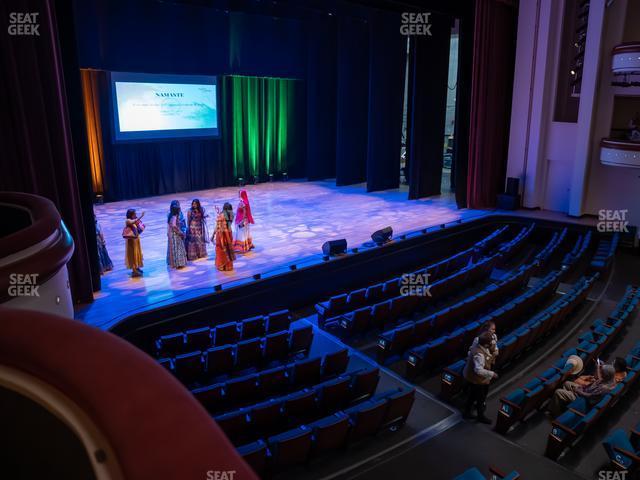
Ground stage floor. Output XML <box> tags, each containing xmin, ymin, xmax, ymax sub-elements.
<box><xmin>77</xmin><ymin>180</ymin><xmax>488</xmax><ymax>329</ymax></box>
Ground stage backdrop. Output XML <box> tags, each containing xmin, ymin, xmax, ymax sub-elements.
<box><xmin>81</xmin><ymin>71</ymin><xmax>305</xmax><ymax>201</ymax></box>
<box><xmin>220</xmin><ymin>75</ymin><xmax>305</xmax><ymax>182</ymax></box>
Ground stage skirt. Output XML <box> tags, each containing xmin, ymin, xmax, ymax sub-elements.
<box><xmin>167</xmin><ymin>229</ymin><xmax>188</xmax><ymax>268</ymax></box>
<box><xmin>186</xmin><ymin>220</ymin><xmax>208</xmax><ymax>260</ymax></box>
<box><xmin>125</xmin><ymin>237</ymin><xmax>143</xmax><ymax>270</ymax></box>
<box><xmin>233</xmin><ymin>223</ymin><xmax>254</xmax><ymax>253</ymax></box>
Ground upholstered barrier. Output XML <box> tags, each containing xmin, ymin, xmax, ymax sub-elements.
<box><xmin>0</xmin><ymin>308</ymin><xmax>257</xmax><ymax>480</ymax></box>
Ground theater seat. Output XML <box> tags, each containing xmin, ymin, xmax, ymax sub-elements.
<box><xmin>249</xmin><ymin>399</ymin><xmax>283</xmax><ymax>435</ymax></box>
<box><xmin>602</xmin><ymin>427</ymin><xmax>640</xmax><ymax>471</ymax></box>
<box><xmin>173</xmin><ymin>350</ymin><xmax>203</xmax><ymax>384</ymax></box>
<box><xmin>315</xmin><ymin>376</ymin><xmax>350</xmax><ymax>412</ymax></box>
<box><xmin>340</xmin><ymin>307</ymin><xmax>371</xmax><ymax>335</ymax></box>
<box><xmin>214</xmin><ymin>409</ymin><xmax>248</xmax><ymax>444</ymax></box>
<box><xmin>380</xmin><ymin>388</ymin><xmax>415</xmax><ymax>428</ymax></box>
<box><xmin>267</xmin><ymin>310</ymin><xmax>292</xmax><ymax>333</ymax></box>
<box><xmin>241</xmin><ymin>316</ymin><xmax>265</xmax><ymax>340</ymax></box>
<box><xmin>309</xmin><ymin>412</ymin><xmax>350</xmax><ymax>454</ymax></box>
<box><xmin>225</xmin><ymin>374</ymin><xmax>259</xmax><ymax>404</ymax></box>
<box><xmin>283</xmin><ymin>390</ymin><xmax>317</xmax><ymax>422</ymax></box>
<box><xmin>192</xmin><ymin>383</ymin><xmax>224</xmax><ymax>412</ymax></box>
<box><xmin>351</xmin><ymin>368</ymin><xmax>380</xmax><ymax>403</ymax></box>
<box><xmin>292</xmin><ymin>356</ymin><xmax>322</xmax><ymax>385</ymax></box>
<box><xmin>267</xmin><ymin>426</ymin><xmax>313</xmax><ymax>469</ymax></box>
<box><xmin>215</xmin><ymin>322</ymin><xmax>240</xmax><ymax>346</ymax></box>
<box><xmin>365</xmin><ymin>283</ymin><xmax>384</xmax><ymax>303</ymax></box>
<box><xmin>205</xmin><ymin>345</ymin><xmax>234</xmax><ymax>378</ymax></box>
<box><xmin>156</xmin><ymin>332</ymin><xmax>185</xmax><ymax>356</ymax></box>
<box><xmin>236</xmin><ymin>338</ymin><xmax>263</xmax><ymax>370</ymax></box>
<box><xmin>185</xmin><ymin>326</ymin><xmax>212</xmax><ymax>351</ymax></box>
<box><xmin>290</xmin><ymin>325</ymin><xmax>313</xmax><ymax>355</ymax></box>
<box><xmin>322</xmin><ymin>348</ymin><xmax>349</xmax><ymax>377</ymax></box>
<box><xmin>264</xmin><ymin>331</ymin><xmax>290</xmax><ymax>362</ymax></box>
<box><xmin>259</xmin><ymin>365</ymin><xmax>289</xmax><ymax>395</ymax></box>
<box><xmin>345</xmin><ymin>397</ymin><xmax>387</xmax><ymax>442</ymax></box>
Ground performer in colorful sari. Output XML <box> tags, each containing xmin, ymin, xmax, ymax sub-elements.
<box><xmin>186</xmin><ymin>198</ymin><xmax>208</xmax><ymax>260</ymax></box>
<box><xmin>213</xmin><ymin>210</ymin><xmax>235</xmax><ymax>271</ymax></box>
<box><xmin>233</xmin><ymin>189</ymin><xmax>255</xmax><ymax>253</ymax></box>
<box><xmin>167</xmin><ymin>200</ymin><xmax>188</xmax><ymax>269</ymax></box>
<box><xmin>124</xmin><ymin>209</ymin><xmax>144</xmax><ymax>277</ymax></box>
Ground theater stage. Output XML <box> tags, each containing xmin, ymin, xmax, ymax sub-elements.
<box><xmin>76</xmin><ymin>180</ymin><xmax>488</xmax><ymax>329</ymax></box>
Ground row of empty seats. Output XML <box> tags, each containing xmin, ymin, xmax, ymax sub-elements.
<box><xmin>154</xmin><ymin>309</ymin><xmax>292</xmax><ymax>358</ymax></box>
<box><xmin>215</xmin><ymin>367</ymin><xmax>383</xmax><ymax>445</ymax></box>
<box><xmin>336</xmin><ymin>253</ymin><xmax>500</xmax><ymax>338</ymax></box>
<box><xmin>561</xmin><ymin>230</ymin><xmax>592</xmax><ymax>271</ymax></box>
<box><xmin>315</xmin><ymin>247</ymin><xmax>478</xmax><ymax>327</ymax></box>
<box><xmin>603</xmin><ymin>421</ymin><xmax>640</xmax><ymax>471</ymax></box>
<box><xmin>546</xmin><ymin>340</ymin><xmax>640</xmax><ymax>460</ymax></box>
<box><xmin>590</xmin><ymin>232</ymin><xmax>620</xmax><ymax>273</ymax></box>
<box><xmin>192</xmin><ymin>348</ymin><xmax>350</xmax><ymax>415</ymax></box>
<box><xmin>495</xmin><ymin>223</ymin><xmax>536</xmax><ymax>264</ymax></box>
<box><xmin>533</xmin><ymin>227</ymin><xmax>567</xmax><ymax>266</ymax></box>
<box><xmin>315</xmin><ymin>223</ymin><xmax>525</xmax><ymax>328</ymax></box>
<box><xmin>496</xmin><ymin>283</ymin><xmax>637</xmax><ymax>435</ymax></box>
<box><xmin>158</xmin><ymin>325</ymin><xmax>313</xmax><ymax>386</ymax></box>
<box><xmin>406</xmin><ymin>270</ymin><xmax>562</xmax><ymax>378</ymax></box>
<box><xmin>378</xmin><ymin>262</ymin><xmax>535</xmax><ymax>363</ymax></box>
<box><xmin>237</xmin><ymin>386</ymin><xmax>416</xmax><ymax>475</ymax></box>
<box><xmin>442</xmin><ymin>274</ymin><xmax>596</xmax><ymax>401</ymax></box>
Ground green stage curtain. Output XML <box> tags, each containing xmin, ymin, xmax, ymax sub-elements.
<box><xmin>221</xmin><ymin>75</ymin><xmax>304</xmax><ymax>181</ymax></box>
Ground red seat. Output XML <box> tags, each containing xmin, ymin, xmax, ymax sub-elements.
<box><xmin>205</xmin><ymin>345</ymin><xmax>234</xmax><ymax>378</ymax></box>
<box><xmin>214</xmin><ymin>322</ymin><xmax>240</xmax><ymax>346</ymax></box>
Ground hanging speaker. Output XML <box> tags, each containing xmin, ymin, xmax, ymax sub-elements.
<box><xmin>371</xmin><ymin>227</ymin><xmax>393</xmax><ymax>245</ymax></box>
<box><xmin>506</xmin><ymin>177</ymin><xmax>520</xmax><ymax>196</ymax></box>
<box><xmin>322</xmin><ymin>239</ymin><xmax>347</xmax><ymax>256</ymax></box>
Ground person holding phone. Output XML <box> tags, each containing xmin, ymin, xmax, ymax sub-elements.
<box><xmin>123</xmin><ymin>208</ymin><xmax>145</xmax><ymax>277</ymax></box>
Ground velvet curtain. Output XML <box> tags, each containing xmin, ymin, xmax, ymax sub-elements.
<box><xmin>467</xmin><ymin>0</ymin><xmax>517</xmax><ymax>208</ymax></box>
<box><xmin>220</xmin><ymin>75</ymin><xmax>305</xmax><ymax>182</ymax></box>
<box><xmin>0</xmin><ymin>0</ymin><xmax>97</xmax><ymax>302</ymax></box>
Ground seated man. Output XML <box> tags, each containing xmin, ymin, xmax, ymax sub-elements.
<box><xmin>567</xmin><ymin>357</ymin><xmax>627</xmax><ymax>389</ymax></box>
<box><xmin>548</xmin><ymin>364</ymin><xmax>616</xmax><ymax>417</ymax></box>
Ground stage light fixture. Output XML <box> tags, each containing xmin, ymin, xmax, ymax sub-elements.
<box><xmin>422</xmin><ymin>228</ymin><xmax>428</xmax><ymax>234</ymax></box>
<box><xmin>253</xmin><ymin>175</ymin><xmax>259</xmax><ymax>185</ymax></box>
<box><xmin>352</xmin><ymin>247</ymin><xmax>359</xmax><ymax>253</ymax></box>
<box><xmin>371</xmin><ymin>227</ymin><xmax>393</xmax><ymax>246</ymax></box>
<box><xmin>398</xmin><ymin>234</ymin><xmax>406</xmax><ymax>240</ymax></box>
<box><xmin>289</xmin><ymin>264</ymin><xmax>297</xmax><ymax>271</ymax></box>
<box><xmin>456</xmin><ymin>219</ymin><xmax>462</xmax><ymax>224</ymax></box>
<box><xmin>269</xmin><ymin>174</ymin><xmax>275</xmax><ymax>182</ymax></box>
<box><xmin>323</xmin><ymin>255</ymin><xmax>330</xmax><ymax>261</ymax></box>
<box><xmin>95</xmin><ymin>194</ymin><xmax>104</xmax><ymax>205</ymax></box>
<box><xmin>214</xmin><ymin>284</ymin><xmax>222</xmax><ymax>292</ymax></box>
<box><xmin>238</xmin><ymin>177</ymin><xmax>245</xmax><ymax>186</ymax></box>
<box><xmin>440</xmin><ymin>224</ymin><xmax>446</xmax><ymax>229</ymax></box>
<box><xmin>282</xmin><ymin>172</ymin><xmax>289</xmax><ymax>181</ymax></box>
<box><xmin>253</xmin><ymin>273</ymin><xmax>261</xmax><ymax>280</ymax></box>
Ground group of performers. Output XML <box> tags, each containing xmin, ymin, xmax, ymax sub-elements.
<box><xmin>97</xmin><ymin>189</ymin><xmax>255</xmax><ymax>278</ymax></box>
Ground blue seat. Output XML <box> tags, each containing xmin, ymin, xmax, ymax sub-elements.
<box><xmin>267</xmin><ymin>426</ymin><xmax>312</xmax><ymax>468</ymax></box>
<box><xmin>603</xmin><ymin>428</ymin><xmax>640</xmax><ymax>470</ymax></box>
<box><xmin>308</xmin><ymin>412</ymin><xmax>350</xmax><ymax>453</ymax></box>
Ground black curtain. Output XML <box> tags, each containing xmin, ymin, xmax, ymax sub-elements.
<box><xmin>335</xmin><ymin>16</ymin><xmax>369</xmax><ymax>186</ymax></box>
<box><xmin>453</xmin><ymin>12</ymin><xmax>474</xmax><ymax>209</ymax></box>
<box><xmin>305</xmin><ymin>13</ymin><xmax>337</xmax><ymax>180</ymax></box>
<box><xmin>0</xmin><ymin>0</ymin><xmax>97</xmax><ymax>302</ymax></box>
<box><xmin>366</xmin><ymin>10</ymin><xmax>407</xmax><ymax>192</ymax></box>
<box><xmin>407</xmin><ymin>14</ymin><xmax>452</xmax><ymax>200</ymax></box>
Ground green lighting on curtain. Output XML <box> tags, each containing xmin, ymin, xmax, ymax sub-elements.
<box><xmin>224</xmin><ymin>75</ymin><xmax>299</xmax><ymax>180</ymax></box>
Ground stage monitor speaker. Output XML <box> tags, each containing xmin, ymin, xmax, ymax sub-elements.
<box><xmin>506</xmin><ymin>177</ymin><xmax>520</xmax><ymax>196</ymax></box>
<box><xmin>371</xmin><ymin>226</ymin><xmax>393</xmax><ymax>245</ymax></box>
<box><xmin>322</xmin><ymin>239</ymin><xmax>347</xmax><ymax>256</ymax></box>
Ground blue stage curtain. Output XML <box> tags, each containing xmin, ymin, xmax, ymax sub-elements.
<box><xmin>305</xmin><ymin>13</ymin><xmax>337</xmax><ymax>181</ymax></box>
<box><xmin>335</xmin><ymin>16</ymin><xmax>369</xmax><ymax>186</ymax></box>
<box><xmin>366</xmin><ymin>10</ymin><xmax>407</xmax><ymax>192</ymax></box>
<box><xmin>407</xmin><ymin>14</ymin><xmax>452</xmax><ymax>200</ymax></box>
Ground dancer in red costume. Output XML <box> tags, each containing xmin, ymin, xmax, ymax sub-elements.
<box><xmin>233</xmin><ymin>189</ymin><xmax>255</xmax><ymax>253</ymax></box>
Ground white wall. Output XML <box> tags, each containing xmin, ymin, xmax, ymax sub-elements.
<box><xmin>506</xmin><ymin>0</ymin><xmax>640</xmax><ymax>235</ymax></box>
